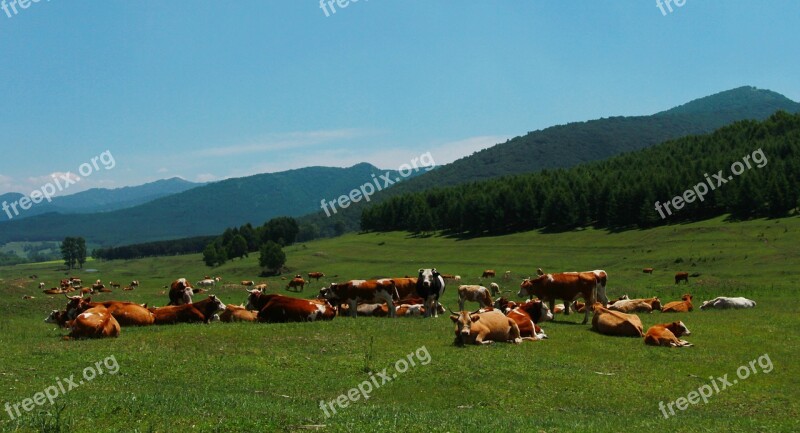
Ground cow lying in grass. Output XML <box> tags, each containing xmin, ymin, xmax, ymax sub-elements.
<box><xmin>591</xmin><ymin>303</ymin><xmax>643</xmax><ymax>337</ymax></box>
<box><xmin>449</xmin><ymin>309</ymin><xmax>526</xmax><ymax>345</ymax></box>
<box><xmin>700</xmin><ymin>296</ymin><xmax>756</xmax><ymax>310</ymax></box>
<box><xmin>661</xmin><ymin>294</ymin><xmax>693</xmax><ymax>312</ymax></box>
<box><xmin>644</xmin><ymin>321</ymin><xmax>693</xmax><ymax>347</ymax></box>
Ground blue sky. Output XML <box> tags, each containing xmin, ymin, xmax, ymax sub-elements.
<box><xmin>1</xmin><ymin>0</ymin><xmax>798</xmax><ymax>195</ymax></box>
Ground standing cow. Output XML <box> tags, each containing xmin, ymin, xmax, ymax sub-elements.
<box><xmin>417</xmin><ymin>268</ymin><xmax>446</xmax><ymax>318</ymax></box>
<box><xmin>518</xmin><ymin>272</ymin><xmax>597</xmax><ymax>324</ymax></box>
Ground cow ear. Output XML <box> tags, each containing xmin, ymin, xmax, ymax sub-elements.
<box><xmin>449</xmin><ymin>314</ymin><xmax>459</xmax><ymax>322</ymax></box>
<box><xmin>418</xmin><ymin>269</ymin><xmax>424</xmax><ymax>274</ymax></box>
<box><xmin>470</xmin><ymin>314</ymin><xmax>480</xmax><ymax>322</ymax></box>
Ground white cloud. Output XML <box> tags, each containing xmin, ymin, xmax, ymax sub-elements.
<box><xmin>193</xmin><ymin>129</ymin><xmax>373</xmax><ymax>157</ymax></box>
<box><xmin>195</xmin><ymin>173</ymin><xmax>218</xmax><ymax>183</ymax></box>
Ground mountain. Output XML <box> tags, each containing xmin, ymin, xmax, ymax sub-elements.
<box><xmin>0</xmin><ymin>177</ymin><xmax>200</xmax><ymax>220</ymax></box>
<box><xmin>296</xmin><ymin>86</ymin><xmax>800</xmax><ymax>235</ymax></box>
<box><xmin>0</xmin><ymin>164</ymin><xmax>401</xmax><ymax>245</ymax></box>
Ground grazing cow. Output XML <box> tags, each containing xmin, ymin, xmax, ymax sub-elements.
<box><xmin>609</xmin><ymin>297</ymin><xmax>662</xmax><ymax>314</ymax></box>
<box><xmin>196</xmin><ymin>278</ymin><xmax>216</xmax><ymax>289</ymax></box>
<box><xmin>130</xmin><ymin>280</ymin><xmax>139</xmax><ymax>289</ymax></box>
<box><xmin>662</xmin><ymin>294</ymin><xmax>693</xmax><ymax>313</ymax></box>
<box><xmin>65</xmin><ymin>296</ymin><xmax>155</xmax><ymax>326</ymax></box>
<box><xmin>65</xmin><ymin>305</ymin><xmax>120</xmax><ymax>339</ymax></box>
<box><xmin>246</xmin><ymin>290</ymin><xmax>336</xmax><ymax>323</ymax></box>
<box><xmin>481</xmin><ymin>270</ymin><xmax>496</xmax><ymax>278</ymax></box>
<box><xmin>417</xmin><ymin>268</ymin><xmax>446</xmax><ymax>318</ymax></box>
<box><xmin>457</xmin><ymin>285</ymin><xmax>493</xmax><ymax>310</ymax></box>
<box><xmin>450</xmin><ymin>309</ymin><xmax>524</xmax><ymax>345</ymax></box>
<box><xmin>109</xmin><ymin>281</ymin><xmax>121</xmax><ymax>289</ymax></box>
<box><xmin>644</xmin><ymin>321</ymin><xmax>693</xmax><ymax>347</ymax></box>
<box><xmin>700</xmin><ymin>296</ymin><xmax>756</xmax><ymax>310</ymax></box>
<box><xmin>287</xmin><ymin>275</ymin><xmax>306</xmax><ymax>292</ymax></box>
<box><xmin>643</xmin><ymin>268</ymin><xmax>654</xmax><ymax>274</ymax></box>
<box><xmin>675</xmin><ymin>272</ymin><xmax>689</xmax><ymax>284</ymax></box>
<box><xmin>308</xmin><ymin>272</ymin><xmax>325</xmax><ymax>281</ymax></box>
<box><xmin>518</xmin><ymin>272</ymin><xmax>597</xmax><ymax>324</ymax></box>
<box><xmin>219</xmin><ymin>304</ymin><xmax>258</xmax><ymax>322</ymax></box>
<box><xmin>319</xmin><ymin>279</ymin><xmax>397</xmax><ymax>318</ymax></box>
<box><xmin>38</xmin><ymin>282</ymin><xmax>45</xmax><ymax>289</ymax></box>
<box><xmin>502</xmin><ymin>298</ymin><xmax>552</xmax><ymax>339</ymax></box>
<box><xmin>241</xmin><ymin>280</ymin><xmax>255</xmax><ymax>287</ymax></box>
<box><xmin>149</xmin><ymin>295</ymin><xmax>226</xmax><ymax>325</ymax></box>
<box><xmin>489</xmin><ymin>283</ymin><xmax>501</xmax><ymax>296</ymax></box>
<box><xmin>44</xmin><ymin>310</ymin><xmax>70</xmax><ymax>328</ymax></box>
<box><xmin>503</xmin><ymin>270</ymin><xmax>512</xmax><ymax>281</ymax></box>
<box><xmin>591</xmin><ymin>303</ymin><xmax>643</xmax><ymax>337</ymax></box>
<box><xmin>168</xmin><ymin>278</ymin><xmax>194</xmax><ymax>306</ymax></box>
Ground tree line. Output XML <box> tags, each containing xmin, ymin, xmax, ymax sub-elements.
<box><xmin>92</xmin><ymin>236</ymin><xmax>216</xmax><ymax>261</ymax></box>
<box><xmin>202</xmin><ymin>217</ymin><xmax>298</xmax><ymax>270</ymax></box>
<box><xmin>361</xmin><ymin>112</ymin><xmax>800</xmax><ymax>235</ymax></box>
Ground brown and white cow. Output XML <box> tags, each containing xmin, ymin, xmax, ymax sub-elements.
<box><xmin>518</xmin><ymin>272</ymin><xmax>597</xmax><ymax>324</ymax></box>
<box><xmin>44</xmin><ymin>310</ymin><xmax>70</xmax><ymax>328</ymax></box>
<box><xmin>65</xmin><ymin>305</ymin><xmax>120</xmax><ymax>339</ymax></box>
<box><xmin>287</xmin><ymin>275</ymin><xmax>306</xmax><ymax>292</ymax></box>
<box><xmin>319</xmin><ymin>279</ymin><xmax>397</xmax><ymax>318</ymax></box>
<box><xmin>149</xmin><ymin>295</ymin><xmax>226</xmax><ymax>325</ymax></box>
<box><xmin>219</xmin><ymin>304</ymin><xmax>258</xmax><ymax>322</ymax></box>
<box><xmin>246</xmin><ymin>290</ymin><xmax>335</xmax><ymax>323</ymax></box>
<box><xmin>643</xmin><ymin>268</ymin><xmax>654</xmax><ymax>274</ymax></box>
<box><xmin>130</xmin><ymin>280</ymin><xmax>139</xmax><ymax>288</ymax></box>
<box><xmin>489</xmin><ymin>282</ymin><xmax>501</xmax><ymax>297</ymax></box>
<box><xmin>307</xmin><ymin>272</ymin><xmax>325</xmax><ymax>281</ymax></box>
<box><xmin>591</xmin><ymin>303</ymin><xmax>643</xmax><ymax>337</ymax></box>
<box><xmin>505</xmin><ymin>299</ymin><xmax>551</xmax><ymax>340</ymax></box>
<box><xmin>481</xmin><ymin>269</ymin><xmax>496</xmax><ymax>278</ymax></box>
<box><xmin>644</xmin><ymin>321</ymin><xmax>693</xmax><ymax>347</ymax></box>
<box><xmin>449</xmin><ymin>309</ymin><xmax>524</xmax><ymax>345</ymax></box>
<box><xmin>661</xmin><ymin>294</ymin><xmax>693</xmax><ymax>312</ymax></box>
<box><xmin>675</xmin><ymin>272</ymin><xmax>689</xmax><ymax>284</ymax></box>
<box><xmin>241</xmin><ymin>280</ymin><xmax>255</xmax><ymax>287</ymax></box>
<box><xmin>38</xmin><ymin>282</ymin><xmax>45</xmax><ymax>289</ymax></box>
<box><xmin>65</xmin><ymin>296</ymin><xmax>155</xmax><ymax>327</ymax></box>
<box><xmin>608</xmin><ymin>297</ymin><xmax>662</xmax><ymax>314</ymax></box>
<box><xmin>109</xmin><ymin>281</ymin><xmax>121</xmax><ymax>289</ymax></box>
<box><xmin>168</xmin><ymin>278</ymin><xmax>194</xmax><ymax>306</ymax></box>
<box><xmin>388</xmin><ymin>277</ymin><xmax>418</xmax><ymax>300</ymax></box>
<box><xmin>457</xmin><ymin>285</ymin><xmax>493</xmax><ymax>310</ymax></box>
<box><xmin>536</xmin><ymin>268</ymin><xmax>609</xmax><ymax>305</ymax></box>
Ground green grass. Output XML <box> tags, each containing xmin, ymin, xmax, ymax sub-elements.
<box><xmin>1</xmin><ymin>215</ymin><xmax>798</xmax><ymax>432</ymax></box>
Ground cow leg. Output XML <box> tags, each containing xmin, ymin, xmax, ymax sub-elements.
<box><xmin>377</xmin><ymin>291</ymin><xmax>396</xmax><ymax>318</ymax></box>
<box><xmin>458</xmin><ymin>296</ymin><xmax>465</xmax><ymax>311</ymax></box>
<box><xmin>559</xmin><ymin>299</ymin><xmax>568</xmax><ymax>316</ymax></box>
<box><xmin>348</xmin><ymin>300</ymin><xmax>357</xmax><ymax>318</ymax></box>
<box><xmin>581</xmin><ymin>303</ymin><xmax>590</xmax><ymax>324</ymax></box>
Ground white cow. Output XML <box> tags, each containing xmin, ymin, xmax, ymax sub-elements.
<box><xmin>196</xmin><ymin>278</ymin><xmax>216</xmax><ymax>289</ymax></box>
<box><xmin>700</xmin><ymin>297</ymin><xmax>756</xmax><ymax>310</ymax></box>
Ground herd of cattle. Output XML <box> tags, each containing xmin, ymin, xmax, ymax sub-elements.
<box><xmin>40</xmin><ymin>268</ymin><xmax>756</xmax><ymax>348</ymax></box>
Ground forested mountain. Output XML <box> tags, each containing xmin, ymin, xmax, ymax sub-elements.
<box><xmin>0</xmin><ymin>164</ymin><xmax>400</xmax><ymax>246</ymax></box>
<box><xmin>361</xmin><ymin>112</ymin><xmax>800</xmax><ymax>235</ymax></box>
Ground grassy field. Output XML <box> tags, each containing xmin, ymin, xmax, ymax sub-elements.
<box><xmin>1</xmin><ymin>215</ymin><xmax>798</xmax><ymax>432</ymax></box>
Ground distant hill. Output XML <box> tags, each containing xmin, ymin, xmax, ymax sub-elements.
<box><xmin>297</xmin><ymin>86</ymin><xmax>800</xmax><ymax>235</ymax></box>
<box><xmin>0</xmin><ymin>164</ymin><xmax>401</xmax><ymax>246</ymax></box>
<box><xmin>0</xmin><ymin>177</ymin><xmax>200</xmax><ymax>219</ymax></box>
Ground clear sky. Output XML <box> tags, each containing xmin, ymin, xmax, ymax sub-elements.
<box><xmin>1</xmin><ymin>0</ymin><xmax>798</xmax><ymax>195</ymax></box>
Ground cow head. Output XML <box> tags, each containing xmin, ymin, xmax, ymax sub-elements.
<box><xmin>245</xmin><ymin>289</ymin><xmax>263</xmax><ymax>310</ymax></box>
<box><xmin>651</xmin><ymin>297</ymin><xmax>663</xmax><ymax>311</ymax></box>
<box><xmin>681</xmin><ymin>294</ymin><xmax>693</xmax><ymax>302</ymax></box>
<box><xmin>174</xmin><ymin>286</ymin><xmax>194</xmax><ymax>305</ymax></box>
<box><xmin>65</xmin><ymin>295</ymin><xmax>90</xmax><ymax>320</ymax></box>
<box><xmin>517</xmin><ymin>276</ymin><xmax>544</xmax><ymax>298</ymax></box>
<box><xmin>450</xmin><ymin>309</ymin><xmax>482</xmax><ymax>343</ymax></box>
<box><xmin>207</xmin><ymin>295</ymin><xmax>226</xmax><ymax>314</ymax></box>
<box><xmin>44</xmin><ymin>310</ymin><xmax>63</xmax><ymax>324</ymax></box>
<box><xmin>318</xmin><ymin>284</ymin><xmax>337</xmax><ymax>301</ymax></box>
<box><xmin>667</xmin><ymin>321</ymin><xmax>691</xmax><ymax>337</ymax></box>
<box><xmin>520</xmin><ymin>299</ymin><xmax>553</xmax><ymax>322</ymax></box>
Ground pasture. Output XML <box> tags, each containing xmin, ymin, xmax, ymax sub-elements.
<box><xmin>1</xmin><ymin>215</ymin><xmax>798</xmax><ymax>432</ymax></box>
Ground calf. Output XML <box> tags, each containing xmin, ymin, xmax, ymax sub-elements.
<box><xmin>591</xmin><ymin>303</ymin><xmax>643</xmax><ymax>337</ymax></box>
<box><xmin>457</xmin><ymin>285</ymin><xmax>493</xmax><ymax>310</ymax></box>
<box><xmin>700</xmin><ymin>297</ymin><xmax>756</xmax><ymax>310</ymax></box>
<box><xmin>608</xmin><ymin>297</ymin><xmax>662</xmax><ymax>314</ymax></box>
<box><xmin>149</xmin><ymin>295</ymin><xmax>226</xmax><ymax>324</ymax></box>
<box><xmin>66</xmin><ymin>305</ymin><xmax>121</xmax><ymax>339</ymax></box>
<box><xmin>449</xmin><ymin>309</ymin><xmax>524</xmax><ymax>345</ymax></box>
<box><xmin>518</xmin><ymin>272</ymin><xmax>597</xmax><ymax>324</ymax></box>
<box><xmin>661</xmin><ymin>294</ymin><xmax>693</xmax><ymax>313</ymax></box>
<box><xmin>644</xmin><ymin>321</ymin><xmax>693</xmax><ymax>347</ymax></box>
<box><xmin>675</xmin><ymin>272</ymin><xmax>689</xmax><ymax>284</ymax></box>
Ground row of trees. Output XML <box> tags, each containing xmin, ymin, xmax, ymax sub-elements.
<box><xmin>361</xmin><ymin>112</ymin><xmax>800</xmax><ymax>235</ymax></box>
<box><xmin>202</xmin><ymin>217</ymin><xmax>298</xmax><ymax>269</ymax></box>
<box><xmin>60</xmin><ymin>237</ymin><xmax>87</xmax><ymax>269</ymax></box>
<box><xmin>92</xmin><ymin>236</ymin><xmax>216</xmax><ymax>260</ymax></box>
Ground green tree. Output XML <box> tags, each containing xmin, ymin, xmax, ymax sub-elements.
<box><xmin>60</xmin><ymin>237</ymin><xmax>78</xmax><ymax>269</ymax></box>
<box><xmin>228</xmin><ymin>235</ymin><xmax>248</xmax><ymax>260</ymax></box>
<box><xmin>259</xmin><ymin>241</ymin><xmax>286</xmax><ymax>274</ymax></box>
<box><xmin>76</xmin><ymin>237</ymin><xmax>87</xmax><ymax>268</ymax></box>
<box><xmin>202</xmin><ymin>243</ymin><xmax>219</xmax><ymax>267</ymax></box>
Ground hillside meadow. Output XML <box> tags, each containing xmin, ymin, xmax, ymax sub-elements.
<box><xmin>1</xmin><ymin>215</ymin><xmax>798</xmax><ymax>432</ymax></box>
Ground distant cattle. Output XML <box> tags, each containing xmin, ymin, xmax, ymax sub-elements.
<box><xmin>168</xmin><ymin>278</ymin><xmax>194</xmax><ymax>306</ymax></box>
<box><xmin>644</xmin><ymin>321</ymin><xmax>693</xmax><ymax>347</ymax></box>
<box><xmin>591</xmin><ymin>303</ymin><xmax>644</xmax><ymax>337</ymax></box>
<box><xmin>518</xmin><ymin>272</ymin><xmax>597</xmax><ymax>324</ymax></box>
<box><xmin>196</xmin><ymin>278</ymin><xmax>216</xmax><ymax>289</ymax></box>
<box><xmin>149</xmin><ymin>295</ymin><xmax>226</xmax><ymax>325</ymax></box>
<box><xmin>503</xmin><ymin>270</ymin><xmax>512</xmax><ymax>281</ymax></box>
<box><xmin>489</xmin><ymin>282</ymin><xmax>501</xmax><ymax>296</ymax></box>
<box><xmin>450</xmin><ymin>309</ymin><xmax>524</xmax><ymax>345</ymax></box>
<box><xmin>307</xmin><ymin>272</ymin><xmax>325</xmax><ymax>281</ymax></box>
<box><xmin>481</xmin><ymin>270</ymin><xmax>496</xmax><ymax>278</ymax></box>
<box><xmin>38</xmin><ymin>282</ymin><xmax>45</xmax><ymax>289</ymax></box>
<box><xmin>661</xmin><ymin>294</ymin><xmax>693</xmax><ymax>313</ymax></box>
<box><xmin>43</xmin><ymin>288</ymin><xmax>68</xmax><ymax>295</ymax></box>
<box><xmin>700</xmin><ymin>297</ymin><xmax>756</xmax><ymax>310</ymax></box>
<box><xmin>65</xmin><ymin>305</ymin><xmax>121</xmax><ymax>340</ymax></box>
<box><xmin>241</xmin><ymin>280</ymin><xmax>255</xmax><ymax>287</ymax></box>
<box><xmin>246</xmin><ymin>290</ymin><xmax>335</xmax><ymax>323</ymax></box>
<box><xmin>130</xmin><ymin>280</ymin><xmax>139</xmax><ymax>288</ymax></box>
<box><xmin>457</xmin><ymin>285</ymin><xmax>493</xmax><ymax>310</ymax></box>
<box><xmin>109</xmin><ymin>281</ymin><xmax>121</xmax><ymax>289</ymax></box>
<box><xmin>643</xmin><ymin>268</ymin><xmax>654</xmax><ymax>274</ymax></box>
<box><xmin>608</xmin><ymin>297</ymin><xmax>662</xmax><ymax>314</ymax></box>
<box><xmin>675</xmin><ymin>272</ymin><xmax>689</xmax><ymax>284</ymax></box>
<box><xmin>319</xmin><ymin>279</ymin><xmax>397</xmax><ymax>318</ymax></box>
<box><xmin>219</xmin><ymin>304</ymin><xmax>258</xmax><ymax>322</ymax></box>
<box><xmin>287</xmin><ymin>275</ymin><xmax>306</xmax><ymax>292</ymax></box>
<box><xmin>442</xmin><ymin>275</ymin><xmax>461</xmax><ymax>284</ymax></box>
<box><xmin>417</xmin><ymin>268</ymin><xmax>446</xmax><ymax>318</ymax></box>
